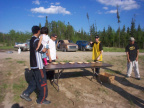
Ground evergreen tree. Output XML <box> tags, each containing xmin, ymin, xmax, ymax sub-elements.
<box><xmin>117</xmin><ymin>5</ymin><xmax>121</xmax><ymax>47</ymax></box>
<box><xmin>130</xmin><ymin>18</ymin><xmax>136</xmax><ymax>38</ymax></box>
<box><xmin>39</xmin><ymin>23</ymin><xmax>42</xmax><ymax>29</ymax></box>
<box><xmin>45</xmin><ymin>16</ymin><xmax>48</xmax><ymax>28</ymax></box>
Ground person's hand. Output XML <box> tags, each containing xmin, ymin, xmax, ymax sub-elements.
<box><xmin>56</xmin><ymin>56</ymin><xmax>58</xmax><ymax>59</ymax></box>
<box><xmin>127</xmin><ymin>59</ymin><xmax>131</xmax><ymax>63</ymax></box>
<box><xmin>49</xmin><ymin>58</ymin><xmax>52</xmax><ymax>63</ymax></box>
<box><xmin>90</xmin><ymin>41</ymin><xmax>93</xmax><ymax>44</ymax></box>
<box><xmin>97</xmin><ymin>56</ymin><xmax>100</xmax><ymax>61</ymax></box>
<box><xmin>36</xmin><ymin>47</ymin><xmax>38</xmax><ymax>51</ymax></box>
<box><xmin>136</xmin><ymin>57</ymin><xmax>138</xmax><ymax>61</ymax></box>
<box><xmin>46</xmin><ymin>52</ymin><xmax>49</xmax><ymax>56</ymax></box>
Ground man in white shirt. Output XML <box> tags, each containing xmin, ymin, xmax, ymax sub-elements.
<box><xmin>46</xmin><ymin>34</ymin><xmax>58</xmax><ymax>81</ymax></box>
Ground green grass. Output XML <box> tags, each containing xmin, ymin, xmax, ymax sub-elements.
<box><xmin>0</xmin><ymin>83</ymin><xmax>8</xmax><ymax>103</ymax></box>
<box><xmin>5</xmin><ymin>58</ymin><xmax>12</xmax><ymax>60</ymax></box>
<box><xmin>86</xmin><ymin>59</ymin><xmax>93</xmax><ymax>62</ymax></box>
<box><xmin>103</xmin><ymin>47</ymin><xmax>125</xmax><ymax>52</ymax></box>
<box><xmin>17</xmin><ymin>61</ymin><xmax>25</xmax><ymax>64</ymax></box>
<box><xmin>0</xmin><ymin>46</ymin><xmax>14</xmax><ymax>50</ymax></box>
<box><xmin>13</xmin><ymin>77</ymin><xmax>27</xmax><ymax>102</ymax></box>
<box><xmin>103</xmin><ymin>47</ymin><xmax>144</xmax><ymax>53</ymax></box>
<box><xmin>59</xmin><ymin>60</ymin><xmax>72</xmax><ymax>63</ymax></box>
<box><xmin>98</xmin><ymin>87</ymin><xmax>108</xmax><ymax>95</ymax></box>
<box><xmin>139</xmin><ymin>55</ymin><xmax>144</xmax><ymax>61</ymax></box>
<box><xmin>139</xmin><ymin>49</ymin><xmax>144</xmax><ymax>53</ymax></box>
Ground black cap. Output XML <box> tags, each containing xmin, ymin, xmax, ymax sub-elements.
<box><xmin>51</xmin><ymin>34</ymin><xmax>57</xmax><ymax>38</ymax></box>
<box><xmin>95</xmin><ymin>35</ymin><xmax>99</xmax><ymax>38</ymax></box>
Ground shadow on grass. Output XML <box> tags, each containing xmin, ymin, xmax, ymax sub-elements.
<box><xmin>54</xmin><ymin>70</ymin><xmax>93</xmax><ymax>79</ymax></box>
<box><xmin>103</xmin><ymin>83</ymin><xmax>144</xmax><ymax>107</ymax></box>
<box><xmin>103</xmin><ymin>67</ymin><xmax>144</xmax><ymax>91</ymax></box>
<box><xmin>74</xmin><ymin>68</ymin><xmax>144</xmax><ymax>107</ymax></box>
<box><xmin>103</xmin><ymin>67</ymin><xmax>126</xmax><ymax>76</ymax></box>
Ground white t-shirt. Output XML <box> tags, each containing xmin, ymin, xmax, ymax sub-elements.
<box><xmin>47</xmin><ymin>39</ymin><xmax>56</xmax><ymax>60</ymax></box>
<box><xmin>40</xmin><ymin>34</ymin><xmax>50</xmax><ymax>48</ymax></box>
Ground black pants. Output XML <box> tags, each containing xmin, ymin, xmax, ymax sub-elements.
<box><xmin>46</xmin><ymin>60</ymin><xmax>55</xmax><ymax>80</ymax></box>
<box><xmin>23</xmin><ymin>68</ymin><xmax>48</xmax><ymax>103</ymax></box>
<box><xmin>94</xmin><ymin>60</ymin><xmax>100</xmax><ymax>75</ymax></box>
<box><xmin>95</xmin><ymin>68</ymin><xmax>100</xmax><ymax>75</ymax></box>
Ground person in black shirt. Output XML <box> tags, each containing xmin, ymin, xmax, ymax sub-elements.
<box><xmin>20</xmin><ymin>26</ymin><xmax>51</xmax><ymax>104</ymax></box>
<box><xmin>125</xmin><ymin>37</ymin><xmax>140</xmax><ymax>80</ymax></box>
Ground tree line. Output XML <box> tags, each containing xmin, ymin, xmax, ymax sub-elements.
<box><xmin>0</xmin><ymin>16</ymin><xmax>144</xmax><ymax>48</ymax></box>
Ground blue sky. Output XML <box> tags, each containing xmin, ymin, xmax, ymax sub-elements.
<box><xmin>0</xmin><ymin>0</ymin><xmax>144</xmax><ymax>33</ymax></box>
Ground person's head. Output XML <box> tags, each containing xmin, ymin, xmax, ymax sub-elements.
<box><xmin>51</xmin><ymin>34</ymin><xmax>57</xmax><ymax>41</ymax></box>
<box><xmin>32</xmin><ymin>26</ymin><xmax>40</xmax><ymax>36</ymax></box>
<box><xmin>129</xmin><ymin>37</ymin><xmax>135</xmax><ymax>44</ymax></box>
<box><xmin>95</xmin><ymin>35</ymin><xmax>100</xmax><ymax>42</ymax></box>
<box><xmin>40</xmin><ymin>27</ymin><xmax>49</xmax><ymax>35</ymax></box>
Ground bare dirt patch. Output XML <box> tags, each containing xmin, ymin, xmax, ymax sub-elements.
<box><xmin>0</xmin><ymin>51</ymin><xmax>144</xmax><ymax>108</ymax></box>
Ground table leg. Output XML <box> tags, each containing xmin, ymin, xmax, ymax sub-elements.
<box><xmin>91</xmin><ymin>68</ymin><xmax>102</xmax><ymax>84</ymax></box>
<box><xmin>53</xmin><ymin>69</ymin><xmax>64</xmax><ymax>91</ymax></box>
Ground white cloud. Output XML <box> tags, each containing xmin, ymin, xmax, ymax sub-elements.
<box><xmin>38</xmin><ymin>15</ymin><xmax>45</xmax><ymax>18</ymax></box>
<box><xmin>55</xmin><ymin>2</ymin><xmax>60</xmax><ymax>5</ymax></box>
<box><xmin>97</xmin><ymin>0</ymin><xmax>140</xmax><ymax>10</ymax></box>
<box><xmin>106</xmin><ymin>9</ymin><xmax>117</xmax><ymax>14</ymax></box>
<box><xmin>31</xmin><ymin>5</ymin><xmax>71</xmax><ymax>15</ymax></box>
<box><xmin>103</xmin><ymin>7</ymin><xmax>108</xmax><ymax>10</ymax></box>
<box><xmin>32</xmin><ymin>0</ymin><xmax>40</xmax><ymax>5</ymax></box>
<box><xmin>96</xmin><ymin>10</ymin><xmax>103</xmax><ymax>14</ymax></box>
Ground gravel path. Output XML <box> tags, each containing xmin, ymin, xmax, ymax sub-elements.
<box><xmin>0</xmin><ymin>51</ymin><xmax>143</xmax><ymax>62</ymax></box>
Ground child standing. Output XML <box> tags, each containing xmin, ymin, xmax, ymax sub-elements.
<box><xmin>36</xmin><ymin>27</ymin><xmax>50</xmax><ymax>65</ymax></box>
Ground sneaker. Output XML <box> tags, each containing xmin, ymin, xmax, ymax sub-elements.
<box><xmin>20</xmin><ymin>93</ymin><xmax>32</xmax><ymax>102</ymax></box>
<box><xmin>37</xmin><ymin>100</ymin><xmax>51</xmax><ymax>104</ymax></box>
<box><xmin>136</xmin><ymin>78</ymin><xmax>141</xmax><ymax>80</ymax></box>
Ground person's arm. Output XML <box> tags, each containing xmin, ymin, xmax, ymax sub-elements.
<box><xmin>125</xmin><ymin>46</ymin><xmax>130</xmax><ymax>62</ymax></box>
<box><xmin>48</xmin><ymin>49</ymin><xmax>52</xmax><ymax>62</ymax></box>
<box><xmin>56</xmin><ymin>55</ymin><xmax>58</xmax><ymax>59</ymax></box>
<box><xmin>34</xmin><ymin>39</ymin><xmax>47</xmax><ymax>53</ymax></box>
<box><xmin>136</xmin><ymin>50</ymin><xmax>139</xmax><ymax>61</ymax></box>
<box><xmin>47</xmin><ymin>41</ymin><xmax>52</xmax><ymax>62</ymax></box>
<box><xmin>90</xmin><ymin>41</ymin><xmax>94</xmax><ymax>47</ymax></box>
<box><xmin>126</xmin><ymin>52</ymin><xmax>130</xmax><ymax>62</ymax></box>
<box><xmin>36</xmin><ymin>35</ymin><xmax>43</xmax><ymax>51</ymax></box>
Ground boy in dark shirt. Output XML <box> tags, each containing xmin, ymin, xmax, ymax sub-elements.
<box><xmin>125</xmin><ymin>37</ymin><xmax>140</xmax><ymax>80</ymax></box>
<box><xmin>20</xmin><ymin>26</ymin><xmax>51</xmax><ymax>104</ymax></box>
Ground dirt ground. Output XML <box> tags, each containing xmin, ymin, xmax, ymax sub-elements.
<box><xmin>0</xmin><ymin>50</ymin><xmax>144</xmax><ymax>108</ymax></box>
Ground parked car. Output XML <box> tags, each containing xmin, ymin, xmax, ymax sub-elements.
<box><xmin>56</xmin><ymin>40</ymin><xmax>78</xmax><ymax>52</ymax></box>
<box><xmin>76</xmin><ymin>40</ymin><xmax>92</xmax><ymax>51</ymax></box>
<box><xmin>14</xmin><ymin>39</ymin><xmax>30</xmax><ymax>51</ymax></box>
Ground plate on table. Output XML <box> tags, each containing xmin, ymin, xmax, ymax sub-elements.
<box><xmin>91</xmin><ymin>62</ymin><xmax>96</xmax><ymax>64</ymax></box>
<box><xmin>69</xmin><ymin>62</ymin><xmax>75</xmax><ymax>64</ymax></box>
<box><xmin>84</xmin><ymin>62</ymin><xmax>89</xmax><ymax>64</ymax></box>
<box><xmin>60</xmin><ymin>62</ymin><xmax>66</xmax><ymax>64</ymax></box>
<box><xmin>52</xmin><ymin>62</ymin><xmax>59</xmax><ymax>65</ymax></box>
<box><xmin>77</xmin><ymin>62</ymin><xmax>83</xmax><ymax>64</ymax></box>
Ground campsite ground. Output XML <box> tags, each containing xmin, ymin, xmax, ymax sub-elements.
<box><xmin>0</xmin><ymin>51</ymin><xmax>144</xmax><ymax>108</ymax></box>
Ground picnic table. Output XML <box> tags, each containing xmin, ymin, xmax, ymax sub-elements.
<box><xmin>45</xmin><ymin>62</ymin><xmax>112</xmax><ymax>91</ymax></box>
